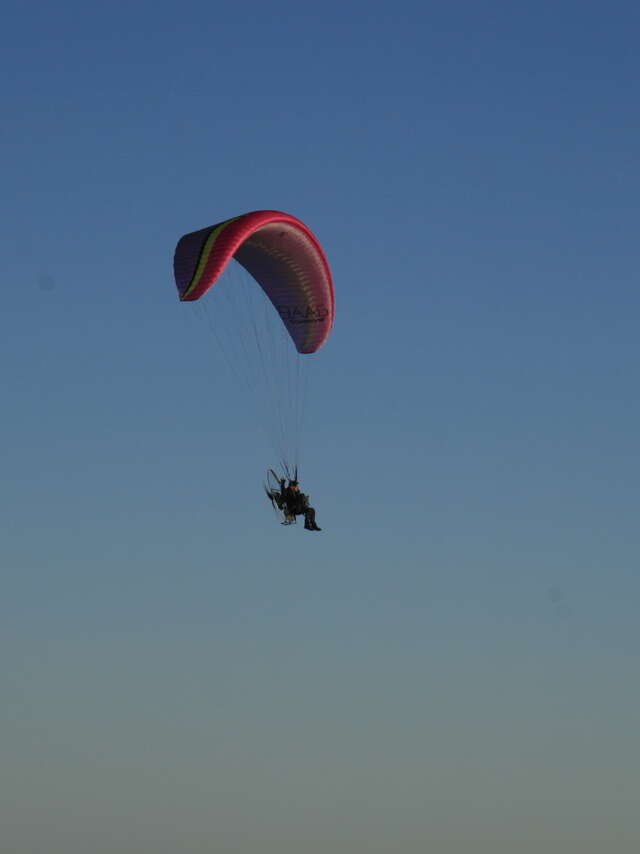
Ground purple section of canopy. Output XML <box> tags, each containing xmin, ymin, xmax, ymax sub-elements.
<box><xmin>234</xmin><ymin>222</ymin><xmax>332</xmax><ymax>354</ymax></box>
<box><xmin>173</xmin><ymin>227</ymin><xmax>210</xmax><ymax>296</ymax></box>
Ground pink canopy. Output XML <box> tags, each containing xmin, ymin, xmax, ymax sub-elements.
<box><xmin>174</xmin><ymin>210</ymin><xmax>334</xmax><ymax>354</ymax></box>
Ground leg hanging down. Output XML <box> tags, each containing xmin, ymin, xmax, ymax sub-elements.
<box><xmin>304</xmin><ymin>507</ymin><xmax>321</xmax><ymax>531</ymax></box>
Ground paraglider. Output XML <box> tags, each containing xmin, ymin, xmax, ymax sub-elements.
<box><xmin>174</xmin><ymin>210</ymin><xmax>334</xmax><ymax>529</ymax></box>
<box><xmin>264</xmin><ymin>468</ymin><xmax>322</xmax><ymax>531</ymax></box>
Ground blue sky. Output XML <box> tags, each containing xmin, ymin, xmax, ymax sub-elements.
<box><xmin>2</xmin><ymin>1</ymin><xmax>640</xmax><ymax>851</ymax></box>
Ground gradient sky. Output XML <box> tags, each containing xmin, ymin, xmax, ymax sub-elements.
<box><xmin>2</xmin><ymin>1</ymin><xmax>640</xmax><ymax>852</ymax></box>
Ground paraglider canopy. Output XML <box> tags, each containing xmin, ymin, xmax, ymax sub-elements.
<box><xmin>173</xmin><ymin>210</ymin><xmax>335</xmax><ymax>354</ymax></box>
